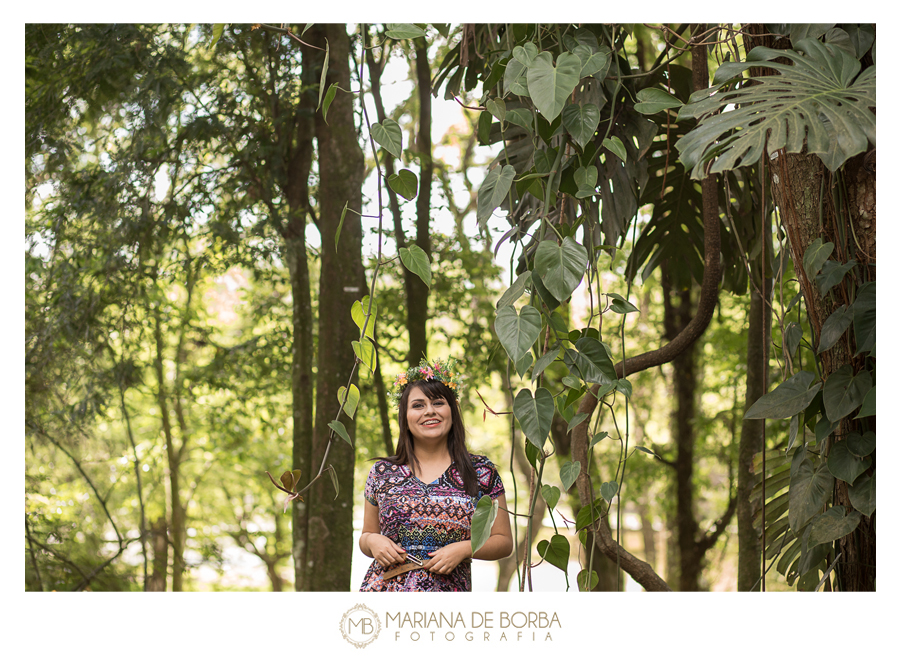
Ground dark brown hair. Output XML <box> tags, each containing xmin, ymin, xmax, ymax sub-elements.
<box><xmin>382</xmin><ymin>379</ymin><xmax>478</xmax><ymax>496</ymax></box>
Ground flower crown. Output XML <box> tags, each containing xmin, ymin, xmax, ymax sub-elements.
<box><xmin>389</xmin><ymin>357</ymin><xmax>463</xmax><ymax>405</ymax></box>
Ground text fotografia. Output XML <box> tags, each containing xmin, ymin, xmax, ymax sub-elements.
<box><xmin>387</xmin><ymin>611</ymin><xmax>561</xmax><ymax>642</ymax></box>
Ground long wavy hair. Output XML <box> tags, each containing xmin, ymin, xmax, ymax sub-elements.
<box><xmin>382</xmin><ymin>379</ymin><xmax>478</xmax><ymax>496</ymax></box>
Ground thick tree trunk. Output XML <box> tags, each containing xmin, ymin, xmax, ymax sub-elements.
<box><xmin>737</xmin><ymin>225</ymin><xmax>773</xmax><ymax>591</ymax></box>
<box><xmin>305</xmin><ymin>24</ymin><xmax>365</xmax><ymax>591</ymax></box>
<box><xmin>661</xmin><ymin>276</ymin><xmax>703</xmax><ymax>591</ymax></box>
<box><xmin>286</xmin><ymin>31</ymin><xmax>318</xmax><ymax>591</ymax></box>
<box><xmin>147</xmin><ymin>517</ymin><xmax>168</xmax><ymax>592</ymax></box>
<box><xmin>743</xmin><ymin>24</ymin><xmax>876</xmax><ymax>591</ymax></box>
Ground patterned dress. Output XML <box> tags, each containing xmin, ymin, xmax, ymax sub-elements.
<box><xmin>359</xmin><ymin>454</ymin><xmax>505</xmax><ymax>592</ymax></box>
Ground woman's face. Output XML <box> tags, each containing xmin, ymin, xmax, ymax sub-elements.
<box><xmin>406</xmin><ymin>385</ymin><xmax>453</xmax><ymax>446</ymax></box>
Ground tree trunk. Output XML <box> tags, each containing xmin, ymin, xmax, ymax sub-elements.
<box><xmin>153</xmin><ymin>307</ymin><xmax>186</xmax><ymax>591</ymax></box>
<box><xmin>304</xmin><ymin>24</ymin><xmax>365</xmax><ymax>591</ymax></box>
<box><xmin>147</xmin><ymin>517</ymin><xmax>168</xmax><ymax>592</ymax></box>
<box><xmin>737</xmin><ymin>220</ymin><xmax>773</xmax><ymax>591</ymax></box>
<box><xmin>743</xmin><ymin>24</ymin><xmax>876</xmax><ymax>592</ymax></box>
<box><xmin>284</xmin><ymin>49</ymin><xmax>317</xmax><ymax>591</ymax></box>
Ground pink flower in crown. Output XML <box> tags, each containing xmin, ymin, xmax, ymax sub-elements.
<box><xmin>423</xmin><ymin>367</ymin><xmax>435</xmax><ymax>379</ymax></box>
<box><xmin>397</xmin><ymin>373</ymin><xmax>408</xmax><ymax>386</ymax></box>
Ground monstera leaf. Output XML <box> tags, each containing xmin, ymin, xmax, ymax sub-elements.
<box><xmin>677</xmin><ymin>38</ymin><xmax>875</xmax><ymax>179</ymax></box>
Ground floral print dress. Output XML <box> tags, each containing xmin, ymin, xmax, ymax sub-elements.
<box><xmin>359</xmin><ymin>454</ymin><xmax>505</xmax><ymax>592</ymax></box>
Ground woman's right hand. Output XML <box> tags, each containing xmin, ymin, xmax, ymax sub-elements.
<box><xmin>365</xmin><ymin>533</ymin><xmax>407</xmax><ymax>568</ymax></box>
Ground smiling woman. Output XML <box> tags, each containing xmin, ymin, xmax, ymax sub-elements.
<box><xmin>358</xmin><ymin>358</ymin><xmax>512</xmax><ymax>592</ymax></box>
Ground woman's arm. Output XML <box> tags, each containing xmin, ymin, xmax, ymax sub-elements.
<box><xmin>473</xmin><ymin>493</ymin><xmax>513</xmax><ymax>560</ymax></box>
<box><xmin>425</xmin><ymin>493</ymin><xmax>514</xmax><ymax>574</ymax></box>
<box><xmin>359</xmin><ymin>500</ymin><xmax>407</xmax><ymax>567</ymax></box>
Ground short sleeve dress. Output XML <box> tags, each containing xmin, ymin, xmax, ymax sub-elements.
<box><xmin>359</xmin><ymin>454</ymin><xmax>505</xmax><ymax>592</ymax></box>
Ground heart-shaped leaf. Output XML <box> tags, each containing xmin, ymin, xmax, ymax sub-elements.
<box><xmin>352</xmin><ymin>338</ymin><xmax>376</xmax><ymax>373</ymax></box>
<box><xmin>337</xmin><ymin>383</ymin><xmax>360</xmax><ymax>419</ymax></box>
<box><xmin>476</xmin><ymin>164</ymin><xmax>516</xmax><ymax>226</ymax></box>
<box><xmin>575</xmin><ymin>497</ymin><xmax>604</xmax><ymax>531</ymax></box>
<box><xmin>823</xmin><ymin>364</ymin><xmax>872</xmax><ymax>422</ymax></box>
<box><xmin>485</xmin><ymin>98</ymin><xmax>506</xmax><ymax>123</ymax></box>
<box><xmin>388</xmin><ymin>168</ymin><xmax>419</xmax><ymax>201</ymax></box>
<box><xmin>537</xmin><ymin>534</ymin><xmax>570</xmax><ymax>572</ymax></box>
<box><xmin>541</xmin><ymin>484</ymin><xmax>560</xmax><ymax>509</ymax></box>
<box><xmin>504</xmin><ymin>58</ymin><xmax>529</xmax><ymax>96</ymax></box>
<box><xmin>602</xmin><ymin>136</ymin><xmax>627</xmax><ymax>162</ymax></box>
<box><xmin>526</xmin><ymin>51</ymin><xmax>582</xmax><ymax>122</ymax></box>
<box><xmin>817</xmin><ymin>304</ymin><xmax>853</xmax><ymax>353</ymax></box>
<box><xmin>505</xmin><ymin>107</ymin><xmax>534</xmax><ymax>135</ymax></box>
<box><xmin>328</xmin><ymin>419</ymin><xmax>353</xmax><ymax>446</ymax></box>
<box><xmin>847</xmin><ymin>431</ymin><xmax>876</xmax><ymax>458</ymax></box>
<box><xmin>512</xmin><ymin>42</ymin><xmax>539</xmax><ymax>67</ymax></box>
<box><xmin>562</xmin><ymin>103</ymin><xmax>601</xmax><ymax>149</ymax></box>
<box><xmin>563</xmin><ymin>336</ymin><xmax>616</xmax><ymax>386</ymax></box>
<box><xmin>827</xmin><ymin>440</ymin><xmax>870</xmax><ymax>485</ymax></box>
<box><xmin>855</xmin><ymin>386</ymin><xmax>875</xmax><ymax>419</ymax></box>
<box><xmin>848</xmin><ymin>472</ymin><xmax>875</xmax><ymax>517</ymax></box>
<box><xmin>513</xmin><ymin>386</ymin><xmax>555</xmax><ymax>448</ymax></box>
<box><xmin>589</xmin><ymin>431</ymin><xmax>608</xmax><ymax>449</ymax></box>
<box><xmin>577</xmin><ymin>569</ymin><xmax>599</xmax><ymax>591</ymax></box>
<box><xmin>574</xmin><ymin>165</ymin><xmax>598</xmax><ymax>198</ymax></box>
<box><xmin>399</xmin><ymin>244</ymin><xmax>432</xmax><ymax>288</ymax></box>
<box><xmin>470</xmin><ymin>494</ymin><xmax>499</xmax><ymax>554</ymax></box>
<box><xmin>816</xmin><ymin>259</ymin><xmax>856</xmax><ymax>295</ymax></box>
<box><xmin>560</xmin><ymin>461</ymin><xmax>581</xmax><ymax>492</ymax></box>
<box><xmin>351</xmin><ymin>296</ymin><xmax>376</xmax><ymax>340</ymax></box>
<box><xmin>802</xmin><ymin>238</ymin><xmax>834</xmax><ymax>278</ymax></box>
<box><xmin>807</xmin><ymin>505</ymin><xmax>862</xmax><ymax>549</ymax></box>
<box><xmin>608</xmin><ymin>292</ymin><xmax>639</xmax><ymax>314</ymax></box>
<box><xmin>789</xmin><ymin>458</ymin><xmax>834</xmax><ymax>533</ymax></box>
<box><xmin>600</xmin><ymin>480</ymin><xmax>619</xmax><ymax>503</ymax></box>
<box><xmin>533</xmin><ymin>237</ymin><xmax>588</xmax><ymax>301</ymax></box>
<box><xmin>371</xmin><ymin>119</ymin><xmax>403</xmax><ymax>159</ymax></box>
<box><xmin>532</xmin><ymin>346</ymin><xmax>561</xmax><ymax>382</ymax></box>
<box><xmin>494</xmin><ymin>305</ymin><xmax>542</xmax><ymax>364</ymax></box>
<box><xmin>745</xmin><ymin>370</ymin><xmax>821</xmax><ymax>419</ymax></box>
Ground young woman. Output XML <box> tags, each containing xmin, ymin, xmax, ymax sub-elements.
<box><xmin>358</xmin><ymin>358</ymin><xmax>513</xmax><ymax>591</ymax></box>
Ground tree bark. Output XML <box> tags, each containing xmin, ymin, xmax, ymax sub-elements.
<box><xmin>737</xmin><ymin>215</ymin><xmax>773</xmax><ymax>591</ymax></box>
<box><xmin>305</xmin><ymin>24</ymin><xmax>365</xmax><ymax>591</ymax></box>
<box><xmin>147</xmin><ymin>517</ymin><xmax>168</xmax><ymax>592</ymax></box>
<box><xmin>743</xmin><ymin>24</ymin><xmax>876</xmax><ymax>592</ymax></box>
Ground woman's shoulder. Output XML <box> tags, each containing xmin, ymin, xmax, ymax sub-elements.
<box><xmin>467</xmin><ymin>453</ymin><xmax>497</xmax><ymax>469</ymax></box>
<box><xmin>367</xmin><ymin>459</ymin><xmax>407</xmax><ymax>476</ymax></box>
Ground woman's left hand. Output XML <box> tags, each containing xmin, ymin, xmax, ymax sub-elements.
<box><xmin>424</xmin><ymin>541</ymin><xmax>472</xmax><ymax>575</ymax></box>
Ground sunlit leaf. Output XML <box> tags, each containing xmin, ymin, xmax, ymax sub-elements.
<box><xmin>337</xmin><ymin>384</ymin><xmax>360</xmax><ymax>419</ymax></box>
<box><xmin>321</xmin><ymin>82</ymin><xmax>339</xmax><ymax>124</ymax></box>
<box><xmin>577</xmin><ymin>568</ymin><xmax>599</xmax><ymax>591</ymax></box>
